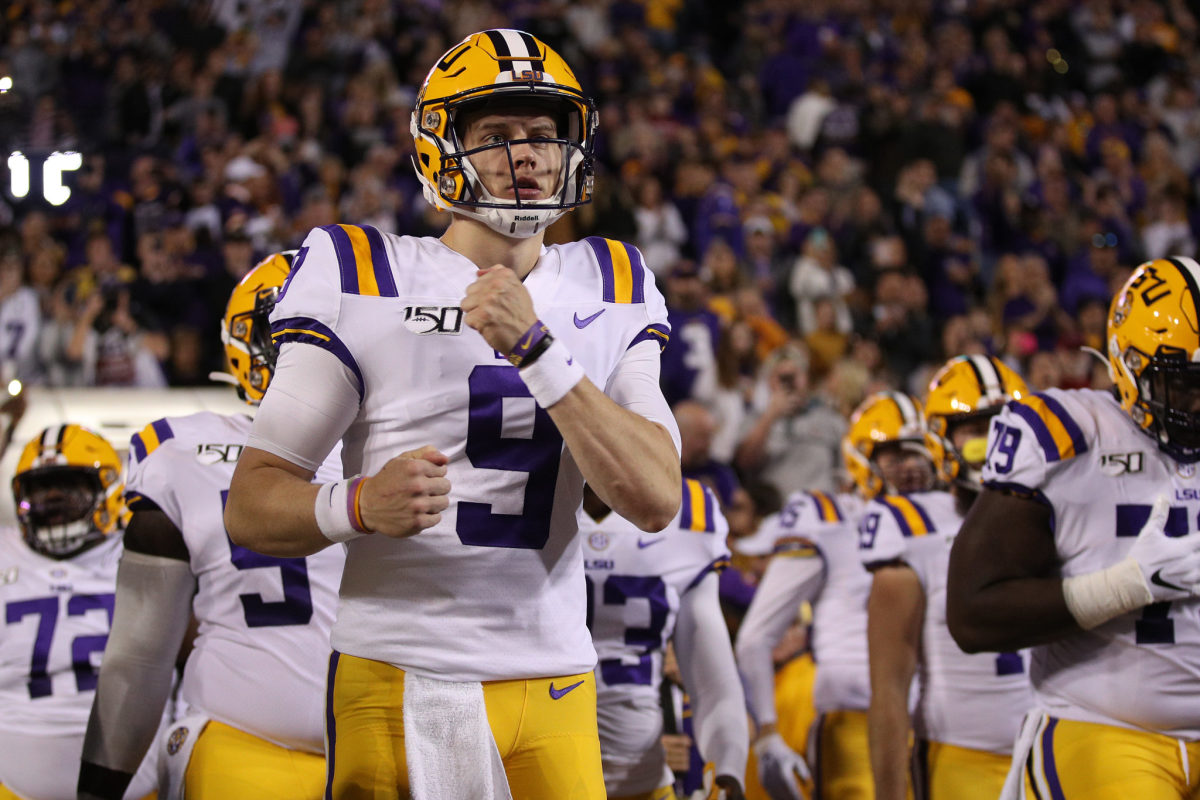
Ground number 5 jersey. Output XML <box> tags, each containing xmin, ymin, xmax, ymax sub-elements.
<box><xmin>983</xmin><ymin>388</ymin><xmax>1200</xmax><ymax>738</ymax></box>
<box><xmin>125</xmin><ymin>412</ymin><xmax>345</xmax><ymax>752</ymax></box>
<box><xmin>259</xmin><ymin>226</ymin><xmax>672</xmax><ymax>682</ymax></box>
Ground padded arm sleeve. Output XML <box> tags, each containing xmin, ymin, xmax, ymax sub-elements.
<box><xmin>735</xmin><ymin>554</ymin><xmax>825</xmax><ymax>726</ymax></box>
<box><xmin>674</xmin><ymin>571</ymin><xmax>749</xmax><ymax>781</ymax></box>
<box><xmin>81</xmin><ymin>551</ymin><xmax>196</xmax><ymax>780</ymax></box>
<box><xmin>605</xmin><ymin>339</ymin><xmax>681</xmax><ymax>456</ymax></box>
<box><xmin>245</xmin><ymin>342</ymin><xmax>361</xmax><ymax>471</ymax></box>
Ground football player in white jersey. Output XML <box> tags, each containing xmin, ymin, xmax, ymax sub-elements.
<box><xmin>582</xmin><ymin>478</ymin><xmax>745</xmax><ymax>800</ymax></box>
<box><xmin>0</xmin><ymin>425</ymin><xmax>158</xmax><ymax>800</ymax></box>
<box><xmin>948</xmin><ymin>257</ymin><xmax>1200</xmax><ymax>800</ymax></box>
<box><xmin>737</xmin><ymin>390</ymin><xmax>932</xmax><ymax>800</ymax></box>
<box><xmin>77</xmin><ymin>252</ymin><xmax>345</xmax><ymax>800</ymax></box>
<box><xmin>223</xmin><ymin>30</ymin><xmax>680</xmax><ymax>799</ymax></box>
<box><xmin>860</xmin><ymin>356</ymin><xmax>1033</xmax><ymax>800</ymax></box>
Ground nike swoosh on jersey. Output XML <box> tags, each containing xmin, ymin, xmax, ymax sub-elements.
<box><xmin>549</xmin><ymin>679</ymin><xmax>585</xmax><ymax>699</ymax></box>
<box><xmin>574</xmin><ymin>309</ymin><xmax>605</xmax><ymax>328</ymax></box>
<box><xmin>637</xmin><ymin>537</ymin><xmax>665</xmax><ymax>549</ymax></box>
<box><xmin>1151</xmin><ymin>568</ymin><xmax>1188</xmax><ymax>593</ymax></box>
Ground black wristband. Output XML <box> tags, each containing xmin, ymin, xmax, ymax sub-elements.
<box><xmin>78</xmin><ymin>760</ymin><xmax>135</xmax><ymax>800</ymax></box>
<box><xmin>511</xmin><ymin>330</ymin><xmax>555</xmax><ymax>368</ymax></box>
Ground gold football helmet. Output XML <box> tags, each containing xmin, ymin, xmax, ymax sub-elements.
<box><xmin>216</xmin><ymin>251</ymin><xmax>294</xmax><ymax>405</ymax></box>
<box><xmin>843</xmin><ymin>391</ymin><xmax>931</xmax><ymax>498</ymax></box>
<box><xmin>12</xmin><ymin>425</ymin><xmax>124</xmax><ymax>559</ymax></box>
<box><xmin>411</xmin><ymin>29</ymin><xmax>597</xmax><ymax>238</ymax></box>
<box><xmin>924</xmin><ymin>355</ymin><xmax>1028</xmax><ymax>487</ymax></box>
<box><xmin>1109</xmin><ymin>256</ymin><xmax>1200</xmax><ymax>461</ymax></box>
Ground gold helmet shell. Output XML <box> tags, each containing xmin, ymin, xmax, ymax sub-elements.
<box><xmin>219</xmin><ymin>251</ymin><xmax>294</xmax><ymax>404</ymax></box>
<box><xmin>12</xmin><ymin>425</ymin><xmax>124</xmax><ymax>559</ymax></box>
<box><xmin>411</xmin><ymin>29</ymin><xmax>597</xmax><ymax>238</ymax></box>
<box><xmin>924</xmin><ymin>355</ymin><xmax>1028</xmax><ymax>487</ymax></box>
<box><xmin>842</xmin><ymin>391</ymin><xmax>929</xmax><ymax>499</ymax></box>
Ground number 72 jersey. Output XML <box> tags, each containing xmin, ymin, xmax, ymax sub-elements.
<box><xmin>983</xmin><ymin>387</ymin><xmax>1200</xmax><ymax>737</ymax></box>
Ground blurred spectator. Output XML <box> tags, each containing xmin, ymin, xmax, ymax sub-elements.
<box><xmin>674</xmin><ymin>400</ymin><xmax>740</xmax><ymax>510</ymax></box>
<box><xmin>0</xmin><ymin>249</ymin><xmax>42</xmax><ymax>383</ymax></box>
<box><xmin>661</xmin><ymin>260</ymin><xmax>720</xmax><ymax>406</ymax></box>
<box><xmin>789</xmin><ymin>228</ymin><xmax>853</xmax><ymax>338</ymax></box>
<box><xmin>735</xmin><ymin>343</ymin><xmax>846</xmax><ymax>496</ymax></box>
<box><xmin>633</xmin><ymin>175</ymin><xmax>689</xmax><ymax>279</ymax></box>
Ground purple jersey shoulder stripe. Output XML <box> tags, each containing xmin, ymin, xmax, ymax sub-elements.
<box><xmin>879</xmin><ymin>497</ymin><xmax>915</xmax><ymax>538</ymax></box>
<box><xmin>125</xmin><ymin>490</ymin><xmax>161</xmax><ymax>512</ymax></box>
<box><xmin>320</xmin><ymin>224</ymin><xmax>359</xmax><ymax>295</ymax></box>
<box><xmin>130</xmin><ymin>433</ymin><xmax>148</xmax><ymax>462</ymax></box>
<box><xmin>1009</xmin><ymin>401</ymin><xmax>1062</xmax><ymax>462</ymax></box>
<box><xmin>685</xmin><ymin>554</ymin><xmax>733</xmax><ymax>592</ymax></box>
<box><xmin>903</xmin><ymin>494</ymin><xmax>935</xmax><ymax>532</ymax></box>
<box><xmin>1036</xmin><ymin>392</ymin><xmax>1088</xmax><ymax>457</ymax></box>
<box><xmin>628</xmin><ymin>323</ymin><xmax>670</xmax><ymax>352</ymax></box>
<box><xmin>361</xmin><ymin>225</ymin><xmax>398</xmax><ymax>298</ymax></box>
<box><xmin>151</xmin><ymin>418</ymin><xmax>174</xmax><ymax>445</ymax></box>
<box><xmin>270</xmin><ymin>316</ymin><xmax>365</xmax><ymax>400</ymax></box>
<box><xmin>585</xmin><ymin>237</ymin><xmax>616</xmax><ymax>303</ymax></box>
<box><xmin>622</xmin><ymin>242</ymin><xmax>647</xmax><ymax>303</ymax></box>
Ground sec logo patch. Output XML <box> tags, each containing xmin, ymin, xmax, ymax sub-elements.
<box><xmin>166</xmin><ymin>726</ymin><xmax>189</xmax><ymax>756</ymax></box>
<box><xmin>588</xmin><ymin>532</ymin><xmax>609</xmax><ymax>551</ymax></box>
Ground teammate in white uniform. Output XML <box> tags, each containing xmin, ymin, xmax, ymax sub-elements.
<box><xmin>77</xmin><ymin>253</ymin><xmax>345</xmax><ymax>800</ymax></box>
<box><xmin>0</xmin><ymin>425</ymin><xmax>158</xmax><ymax>800</ymax></box>
<box><xmin>223</xmin><ymin>30</ymin><xmax>680</xmax><ymax>799</ymax></box>
<box><xmin>583</xmin><ymin>478</ymin><xmax>745</xmax><ymax>800</ymax></box>
<box><xmin>948</xmin><ymin>257</ymin><xmax>1200</xmax><ymax>799</ymax></box>
<box><xmin>860</xmin><ymin>356</ymin><xmax>1032</xmax><ymax>800</ymax></box>
<box><xmin>738</xmin><ymin>391</ymin><xmax>932</xmax><ymax>800</ymax></box>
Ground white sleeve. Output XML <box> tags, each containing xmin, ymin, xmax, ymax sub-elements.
<box><xmin>735</xmin><ymin>551</ymin><xmax>825</xmax><ymax>726</ymax></box>
<box><xmin>244</xmin><ymin>342</ymin><xmax>360</xmax><ymax>471</ymax></box>
<box><xmin>674</xmin><ymin>571</ymin><xmax>750</xmax><ymax>782</ymax></box>
<box><xmin>605</xmin><ymin>339</ymin><xmax>681</xmax><ymax>456</ymax></box>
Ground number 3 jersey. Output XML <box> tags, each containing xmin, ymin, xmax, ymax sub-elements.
<box><xmin>581</xmin><ymin>478</ymin><xmax>730</xmax><ymax>795</ymax></box>
<box><xmin>125</xmin><ymin>411</ymin><xmax>345</xmax><ymax>752</ymax></box>
<box><xmin>858</xmin><ymin>490</ymin><xmax>1032</xmax><ymax>753</ymax></box>
<box><xmin>262</xmin><ymin>226</ymin><xmax>672</xmax><ymax>681</ymax></box>
<box><xmin>983</xmin><ymin>388</ymin><xmax>1200</xmax><ymax>738</ymax></box>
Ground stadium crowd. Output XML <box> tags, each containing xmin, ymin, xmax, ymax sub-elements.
<box><xmin>1</xmin><ymin>0</ymin><xmax>1181</xmax><ymax>511</ymax></box>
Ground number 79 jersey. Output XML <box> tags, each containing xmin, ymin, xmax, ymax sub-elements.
<box><xmin>983</xmin><ymin>387</ymin><xmax>1200</xmax><ymax>737</ymax></box>
<box><xmin>125</xmin><ymin>411</ymin><xmax>345</xmax><ymax>753</ymax></box>
<box><xmin>268</xmin><ymin>226</ymin><xmax>671</xmax><ymax>681</ymax></box>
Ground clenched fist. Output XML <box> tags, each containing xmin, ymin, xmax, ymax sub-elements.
<box><xmin>461</xmin><ymin>265</ymin><xmax>538</xmax><ymax>354</ymax></box>
<box><xmin>359</xmin><ymin>445</ymin><xmax>451</xmax><ymax>538</ymax></box>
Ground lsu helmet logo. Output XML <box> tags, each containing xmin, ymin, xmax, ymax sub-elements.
<box><xmin>166</xmin><ymin>725</ymin><xmax>190</xmax><ymax>756</ymax></box>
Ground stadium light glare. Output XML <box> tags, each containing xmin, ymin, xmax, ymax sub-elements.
<box><xmin>0</xmin><ymin>76</ymin><xmax>11</xmax><ymax>93</ymax></box>
<box><xmin>43</xmin><ymin>151</ymin><xmax>82</xmax><ymax>206</ymax></box>
<box><xmin>7</xmin><ymin>379</ymin><xmax>20</xmax><ymax>397</ymax></box>
<box><xmin>7</xmin><ymin>152</ymin><xmax>29</xmax><ymax>198</ymax></box>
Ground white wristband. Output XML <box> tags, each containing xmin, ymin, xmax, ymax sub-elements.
<box><xmin>1062</xmin><ymin>557</ymin><xmax>1152</xmax><ymax>630</ymax></box>
<box><xmin>314</xmin><ymin>475</ymin><xmax>371</xmax><ymax>543</ymax></box>
<box><xmin>518</xmin><ymin>338</ymin><xmax>585</xmax><ymax>408</ymax></box>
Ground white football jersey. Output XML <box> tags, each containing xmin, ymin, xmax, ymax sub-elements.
<box><xmin>582</xmin><ymin>478</ymin><xmax>730</xmax><ymax>796</ymax></box>
<box><xmin>0</xmin><ymin>286</ymin><xmax>40</xmax><ymax>382</ymax></box>
<box><xmin>0</xmin><ymin>529</ymin><xmax>157</xmax><ymax>798</ymax></box>
<box><xmin>268</xmin><ymin>225</ymin><xmax>671</xmax><ymax>681</ymax></box>
<box><xmin>768</xmin><ymin>490</ymin><xmax>869</xmax><ymax>714</ymax></box>
<box><xmin>983</xmin><ymin>388</ymin><xmax>1200</xmax><ymax>737</ymax></box>
<box><xmin>859</xmin><ymin>490</ymin><xmax>1032</xmax><ymax>753</ymax></box>
<box><xmin>125</xmin><ymin>411</ymin><xmax>344</xmax><ymax>753</ymax></box>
